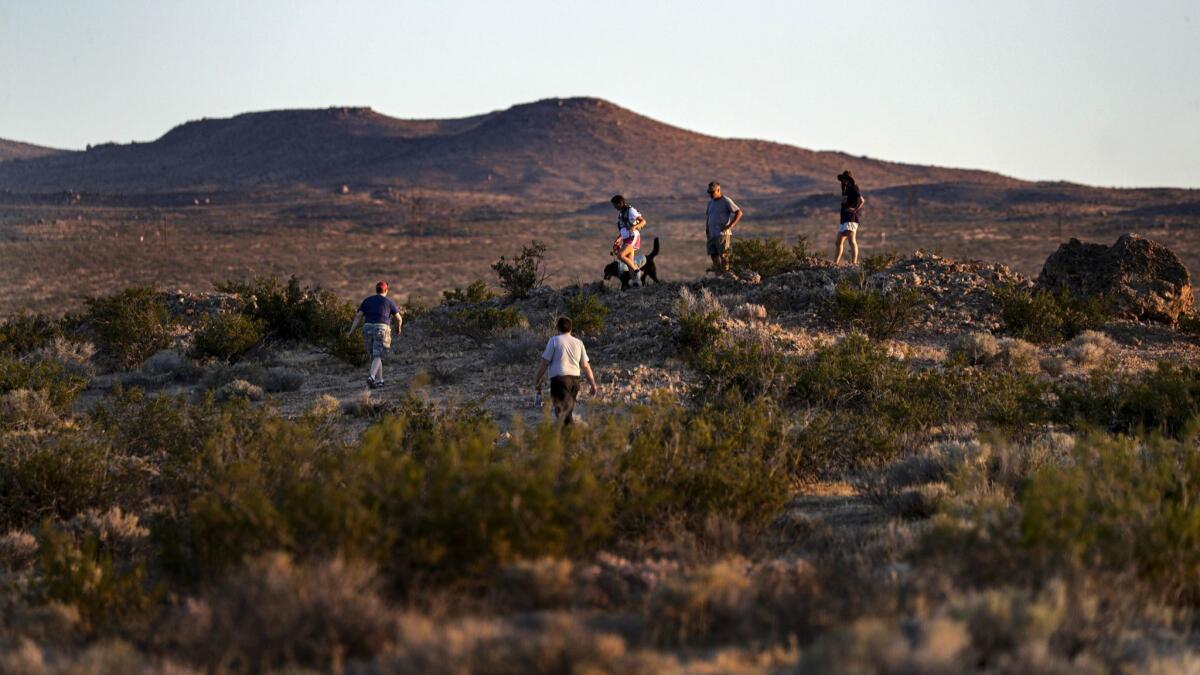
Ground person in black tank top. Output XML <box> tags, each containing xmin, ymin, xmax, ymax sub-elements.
<box><xmin>835</xmin><ymin>170</ymin><xmax>866</xmax><ymax>265</ymax></box>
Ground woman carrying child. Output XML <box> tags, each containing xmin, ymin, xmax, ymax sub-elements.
<box><xmin>610</xmin><ymin>194</ymin><xmax>647</xmax><ymax>286</ymax></box>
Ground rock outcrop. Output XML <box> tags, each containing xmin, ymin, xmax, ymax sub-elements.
<box><xmin>1036</xmin><ymin>234</ymin><xmax>1193</xmax><ymax>323</ymax></box>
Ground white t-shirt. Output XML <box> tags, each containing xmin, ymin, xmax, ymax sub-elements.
<box><xmin>542</xmin><ymin>333</ymin><xmax>589</xmax><ymax>378</ymax></box>
<box><xmin>617</xmin><ymin>206</ymin><xmax>642</xmax><ymax>231</ymax></box>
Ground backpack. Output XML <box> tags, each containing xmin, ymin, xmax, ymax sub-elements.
<box><xmin>617</xmin><ymin>205</ymin><xmax>637</xmax><ymax>231</ymax></box>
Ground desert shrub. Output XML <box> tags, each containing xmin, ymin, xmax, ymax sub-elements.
<box><xmin>489</xmin><ymin>330</ymin><xmax>544</xmax><ymax>365</ymax></box>
<box><xmin>29</xmin><ymin>336</ymin><xmax>97</xmax><ymax>377</ymax></box>
<box><xmin>564</xmin><ymin>292</ymin><xmax>609</xmax><ymax>336</ymax></box>
<box><xmin>861</xmin><ymin>251</ymin><xmax>900</xmax><ymax>275</ymax></box>
<box><xmin>1056</xmin><ymin>363</ymin><xmax>1200</xmax><ymax>438</ymax></box>
<box><xmin>158</xmin><ymin>396</ymin><xmax>606</xmax><ymax>583</ymax></box>
<box><xmin>0</xmin><ymin>312</ymin><xmax>72</xmax><ymax>356</ymax></box>
<box><xmin>674</xmin><ymin>287</ymin><xmax>725</xmax><ymax>364</ymax></box>
<box><xmin>948</xmin><ymin>331</ymin><xmax>1000</xmax><ymax>366</ymax></box>
<box><xmin>690</xmin><ymin>328</ymin><xmax>799</xmax><ymax>403</ymax></box>
<box><xmin>1020</xmin><ymin>434</ymin><xmax>1200</xmax><ymax>604</ymax></box>
<box><xmin>646</xmin><ymin>555</ymin><xmax>887</xmax><ymax>649</ymax></box>
<box><xmin>201</xmin><ymin>363</ymin><xmax>306</xmax><ymax>396</ymax></box>
<box><xmin>442</xmin><ymin>279</ymin><xmax>497</xmax><ymax>305</ymax></box>
<box><xmin>729</xmin><ymin>237</ymin><xmax>807</xmax><ymax>277</ymax></box>
<box><xmin>215</xmin><ymin>276</ymin><xmax>365</xmax><ymax>366</ymax></box>
<box><xmin>1040</xmin><ymin>355</ymin><xmax>1067</xmax><ymax>377</ymax></box>
<box><xmin>492</xmin><ymin>240</ymin><xmax>548</xmax><ymax>299</ymax></box>
<box><xmin>0</xmin><ymin>388</ymin><xmax>59</xmax><ymax>430</ymax></box>
<box><xmin>200</xmin><ymin>361</ymin><xmax>266</xmax><ymax>392</ymax></box>
<box><xmin>446</xmin><ymin>305</ymin><xmax>528</xmax><ymax>344</ymax></box>
<box><xmin>1178</xmin><ymin>312</ymin><xmax>1200</xmax><ymax>337</ymax></box>
<box><xmin>86</xmin><ymin>286</ymin><xmax>173</xmax><ymax>369</ymax></box>
<box><xmin>1068</xmin><ymin>329</ymin><xmax>1116</xmax><ymax>368</ymax></box>
<box><xmin>602</xmin><ymin>395</ymin><xmax>793</xmax><ymax>536</ymax></box>
<box><xmin>401</xmin><ymin>296</ymin><xmax>431</xmax><ymax>320</ymax></box>
<box><xmin>141</xmin><ymin>349</ymin><xmax>193</xmax><ymax>377</ymax></box>
<box><xmin>215</xmin><ymin>379</ymin><xmax>264</xmax><ymax>402</ymax></box>
<box><xmin>789</xmin><ymin>335</ymin><xmax>1050</xmax><ymax>476</ymax></box>
<box><xmin>372</xmin><ymin>613</ymin><xmax>652</xmax><ymax>674</ymax></box>
<box><xmin>824</xmin><ymin>283</ymin><xmax>925</xmax><ymax>340</ymax></box>
<box><xmin>165</xmin><ymin>553</ymin><xmax>396</xmax><ymax>672</ymax></box>
<box><xmin>35</xmin><ymin>528</ymin><xmax>156</xmax><ymax>632</ymax></box>
<box><xmin>995</xmin><ymin>285</ymin><xmax>1112</xmax><ymax>344</ymax></box>
<box><xmin>342</xmin><ymin>391</ymin><xmax>394</xmax><ymax>419</ymax></box>
<box><xmin>0</xmin><ymin>530</ymin><xmax>39</xmax><ymax>572</ymax></box>
<box><xmin>306</xmin><ymin>394</ymin><xmax>342</xmax><ymax>419</ymax></box>
<box><xmin>0</xmin><ymin>431</ymin><xmax>152</xmax><ymax>530</ymax></box>
<box><xmin>0</xmin><ymin>355</ymin><xmax>89</xmax><ymax>418</ymax></box>
<box><xmin>140</xmin><ymin>387</ymin><xmax>792</xmax><ymax>586</ymax></box>
<box><xmin>262</xmin><ymin>366</ymin><xmax>304</xmax><ymax>392</ymax></box>
<box><xmin>993</xmin><ymin>337</ymin><xmax>1041</xmax><ymax>374</ymax></box>
<box><xmin>191</xmin><ymin>312</ymin><xmax>265</xmax><ymax>362</ymax></box>
<box><xmin>732</xmin><ymin>303</ymin><xmax>767</xmax><ymax>323</ymax></box>
<box><xmin>493</xmin><ymin>557</ymin><xmax>576</xmax><ymax>611</ymax></box>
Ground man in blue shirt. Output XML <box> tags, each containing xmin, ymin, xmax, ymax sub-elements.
<box><xmin>347</xmin><ymin>280</ymin><xmax>402</xmax><ymax>388</ymax></box>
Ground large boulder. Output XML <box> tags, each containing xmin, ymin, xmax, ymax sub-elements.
<box><xmin>1035</xmin><ymin>234</ymin><xmax>1193</xmax><ymax>323</ymax></box>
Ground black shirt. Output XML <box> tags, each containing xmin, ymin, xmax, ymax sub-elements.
<box><xmin>841</xmin><ymin>186</ymin><xmax>863</xmax><ymax>224</ymax></box>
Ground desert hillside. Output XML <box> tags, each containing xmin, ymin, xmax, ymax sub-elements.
<box><xmin>0</xmin><ymin>138</ymin><xmax>64</xmax><ymax>163</ymax></box>
<box><xmin>0</xmin><ymin>98</ymin><xmax>1020</xmax><ymax>197</ymax></box>
<box><xmin>4</xmin><ymin>235</ymin><xmax>1200</xmax><ymax>672</ymax></box>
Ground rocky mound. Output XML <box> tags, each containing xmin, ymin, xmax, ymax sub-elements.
<box><xmin>1036</xmin><ymin>234</ymin><xmax>1194</xmax><ymax>323</ymax></box>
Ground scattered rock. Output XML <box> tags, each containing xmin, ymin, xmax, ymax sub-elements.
<box><xmin>1036</xmin><ymin>234</ymin><xmax>1194</xmax><ymax>323</ymax></box>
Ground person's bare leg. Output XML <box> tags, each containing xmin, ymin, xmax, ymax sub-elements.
<box><xmin>849</xmin><ymin>231</ymin><xmax>860</xmax><ymax>265</ymax></box>
<box><xmin>835</xmin><ymin>233</ymin><xmax>846</xmax><ymax>265</ymax></box>
<box><xmin>618</xmin><ymin>247</ymin><xmax>639</xmax><ymax>272</ymax></box>
<box><xmin>710</xmin><ymin>254</ymin><xmax>722</xmax><ymax>275</ymax></box>
<box><xmin>369</xmin><ymin>357</ymin><xmax>383</xmax><ymax>382</ymax></box>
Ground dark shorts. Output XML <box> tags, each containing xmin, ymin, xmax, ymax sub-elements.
<box><xmin>550</xmin><ymin>375</ymin><xmax>581</xmax><ymax>425</ymax></box>
<box><xmin>707</xmin><ymin>233</ymin><xmax>731</xmax><ymax>257</ymax></box>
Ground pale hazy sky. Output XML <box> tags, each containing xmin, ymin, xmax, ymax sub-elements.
<box><xmin>1</xmin><ymin>0</ymin><xmax>1197</xmax><ymax>187</ymax></box>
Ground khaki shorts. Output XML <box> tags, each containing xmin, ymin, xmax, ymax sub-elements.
<box><xmin>706</xmin><ymin>233</ymin><xmax>731</xmax><ymax>257</ymax></box>
<box><xmin>362</xmin><ymin>323</ymin><xmax>391</xmax><ymax>358</ymax></box>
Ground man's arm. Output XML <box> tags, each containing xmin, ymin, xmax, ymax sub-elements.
<box><xmin>581</xmin><ymin>362</ymin><xmax>598</xmax><ymax>396</ymax></box>
<box><xmin>633</xmin><ymin>215</ymin><xmax>647</xmax><ymax>229</ymax></box>
<box><xmin>346</xmin><ymin>310</ymin><xmax>364</xmax><ymax>337</ymax></box>
<box><xmin>534</xmin><ymin>358</ymin><xmax>550</xmax><ymax>390</ymax></box>
<box><xmin>725</xmin><ymin>208</ymin><xmax>744</xmax><ymax>231</ymax></box>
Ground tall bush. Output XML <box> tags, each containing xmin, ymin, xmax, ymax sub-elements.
<box><xmin>86</xmin><ymin>287</ymin><xmax>173</xmax><ymax>368</ymax></box>
<box><xmin>492</xmin><ymin>240</ymin><xmax>548</xmax><ymax>299</ymax></box>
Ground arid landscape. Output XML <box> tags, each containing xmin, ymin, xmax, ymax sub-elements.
<box><xmin>5</xmin><ymin>98</ymin><xmax>1200</xmax><ymax>673</ymax></box>
<box><xmin>3</xmin><ymin>98</ymin><xmax>1200</xmax><ymax>317</ymax></box>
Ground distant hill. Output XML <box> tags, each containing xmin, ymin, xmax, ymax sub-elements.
<box><xmin>0</xmin><ymin>98</ymin><xmax>1023</xmax><ymax>198</ymax></box>
<box><xmin>0</xmin><ymin>138</ymin><xmax>66</xmax><ymax>163</ymax></box>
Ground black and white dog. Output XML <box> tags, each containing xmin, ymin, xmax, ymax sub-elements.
<box><xmin>604</xmin><ymin>237</ymin><xmax>660</xmax><ymax>290</ymax></box>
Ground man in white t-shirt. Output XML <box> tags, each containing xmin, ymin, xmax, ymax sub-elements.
<box><xmin>533</xmin><ymin>316</ymin><xmax>598</xmax><ymax>425</ymax></box>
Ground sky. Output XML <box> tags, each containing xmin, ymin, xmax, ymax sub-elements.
<box><xmin>1</xmin><ymin>0</ymin><xmax>1197</xmax><ymax>188</ymax></box>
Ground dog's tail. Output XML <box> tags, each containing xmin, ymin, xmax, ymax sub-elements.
<box><xmin>646</xmin><ymin>237</ymin><xmax>660</xmax><ymax>261</ymax></box>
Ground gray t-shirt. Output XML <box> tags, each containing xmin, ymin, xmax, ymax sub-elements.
<box><xmin>542</xmin><ymin>333</ymin><xmax>589</xmax><ymax>378</ymax></box>
<box><xmin>705</xmin><ymin>196</ymin><xmax>740</xmax><ymax>239</ymax></box>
